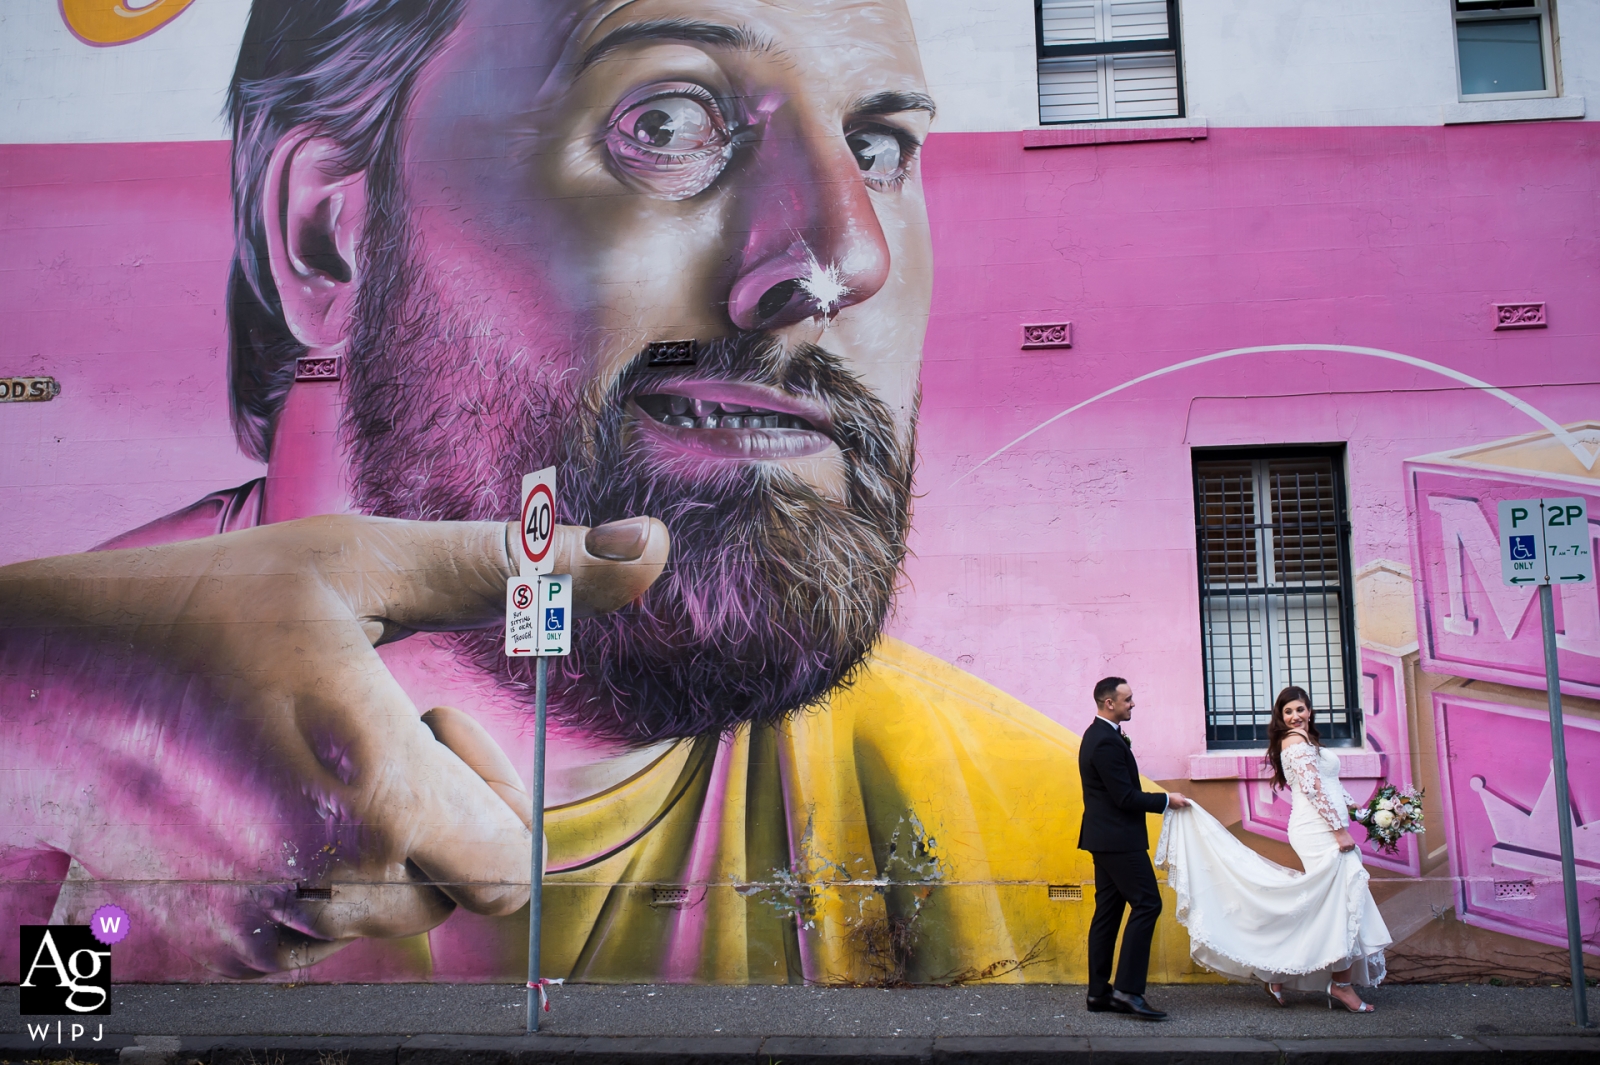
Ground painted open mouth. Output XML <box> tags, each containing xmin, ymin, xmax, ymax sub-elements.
<box><xmin>635</xmin><ymin>394</ymin><xmax>816</xmax><ymax>431</ymax></box>
<box><xmin>628</xmin><ymin>381</ymin><xmax>835</xmax><ymax>460</ymax></box>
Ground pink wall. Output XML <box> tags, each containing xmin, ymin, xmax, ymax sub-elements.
<box><xmin>894</xmin><ymin>122</ymin><xmax>1600</xmax><ymax>778</ymax></box>
<box><xmin>4</xmin><ymin>119</ymin><xmax>1598</xmax><ymax>978</ymax></box>
<box><xmin>4</xmin><ymin>124</ymin><xmax>1597</xmax><ymax>779</ymax></box>
<box><xmin>0</xmin><ymin>141</ymin><xmax>261</xmax><ymax>565</ymax></box>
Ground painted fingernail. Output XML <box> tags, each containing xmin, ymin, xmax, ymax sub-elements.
<box><xmin>585</xmin><ymin>517</ymin><xmax>650</xmax><ymax>561</ymax></box>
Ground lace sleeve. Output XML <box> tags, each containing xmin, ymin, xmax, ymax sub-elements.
<box><xmin>1282</xmin><ymin>744</ymin><xmax>1348</xmax><ymax>830</ymax></box>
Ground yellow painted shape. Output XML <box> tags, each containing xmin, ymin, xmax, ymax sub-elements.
<box><xmin>61</xmin><ymin>0</ymin><xmax>195</xmax><ymax>46</ymax></box>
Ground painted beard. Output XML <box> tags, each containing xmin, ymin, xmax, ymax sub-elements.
<box><xmin>342</xmin><ymin>227</ymin><xmax>916</xmax><ymax>745</ymax></box>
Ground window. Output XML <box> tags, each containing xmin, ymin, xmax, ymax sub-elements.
<box><xmin>1035</xmin><ymin>0</ymin><xmax>1184</xmax><ymax>124</ymax></box>
<box><xmin>1454</xmin><ymin>0</ymin><xmax>1558</xmax><ymax>100</ymax></box>
<box><xmin>1193</xmin><ymin>450</ymin><xmax>1361</xmax><ymax>749</ymax></box>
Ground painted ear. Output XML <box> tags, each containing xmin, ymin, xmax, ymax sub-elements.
<box><xmin>263</xmin><ymin>133</ymin><xmax>368</xmax><ymax>353</ymax></box>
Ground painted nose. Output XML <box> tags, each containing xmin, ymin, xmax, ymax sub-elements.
<box><xmin>725</xmin><ymin>116</ymin><xmax>892</xmax><ymax>332</ymax></box>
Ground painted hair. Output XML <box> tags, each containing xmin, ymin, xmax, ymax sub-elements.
<box><xmin>225</xmin><ymin>0</ymin><xmax>465</xmax><ymax>461</ymax></box>
<box><xmin>1265</xmin><ymin>684</ymin><xmax>1319</xmax><ymax>791</ymax></box>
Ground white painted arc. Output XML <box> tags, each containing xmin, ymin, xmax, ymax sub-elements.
<box><xmin>948</xmin><ymin>344</ymin><xmax>1599</xmax><ymax>487</ymax></box>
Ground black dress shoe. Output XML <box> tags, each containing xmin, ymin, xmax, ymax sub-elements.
<box><xmin>1110</xmin><ymin>991</ymin><xmax>1167</xmax><ymax>1020</ymax></box>
<box><xmin>1086</xmin><ymin>994</ymin><xmax>1115</xmax><ymax>1012</ymax></box>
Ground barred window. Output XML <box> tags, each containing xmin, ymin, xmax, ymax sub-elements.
<box><xmin>1193</xmin><ymin>450</ymin><xmax>1361</xmax><ymax>749</ymax></box>
<box><xmin>1035</xmin><ymin>0</ymin><xmax>1184</xmax><ymax>124</ymax></box>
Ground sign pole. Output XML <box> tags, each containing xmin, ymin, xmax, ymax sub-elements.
<box><xmin>526</xmin><ymin>654</ymin><xmax>549</xmax><ymax>1033</ymax></box>
<box><xmin>511</xmin><ymin>468</ymin><xmax>567</xmax><ymax>1033</ymax></box>
<box><xmin>1538</xmin><ymin>578</ymin><xmax>1590</xmax><ymax>1028</ymax></box>
<box><xmin>1497</xmin><ymin>496</ymin><xmax>1594</xmax><ymax>1026</ymax></box>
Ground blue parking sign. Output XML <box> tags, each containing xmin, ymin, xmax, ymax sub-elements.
<box><xmin>544</xmin><ymin>607</ymin><xmax>565</xmax><ymax>631</ymax></box>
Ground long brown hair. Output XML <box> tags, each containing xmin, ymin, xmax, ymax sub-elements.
<box><xmin>1265</xmin><ymin>685</ymin><xmax>1319</xmax><ymax>791</ymax></box>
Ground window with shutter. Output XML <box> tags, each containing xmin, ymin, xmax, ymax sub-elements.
<box><xmin>1036</xmin><ymin>0</ymin><xmax>1184</xmax><ymax>123</ymax></box>
<box><xmin>1193</xmin><ymin>449</ymin><xmax>1361</xmax><ymax>749</ymax></box>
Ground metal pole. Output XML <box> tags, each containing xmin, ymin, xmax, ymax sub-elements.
<box><xmin>526</xmin><ymin>655</ymin><xmax>549</xmax><ymax>1033</ymax></box>
<box><xmin>1539</xmin><ymin>581</ymin><xmax>1591</xmax><ymax>1028</ymax></box>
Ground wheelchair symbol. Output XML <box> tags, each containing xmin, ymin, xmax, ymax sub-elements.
<box><xmin>1509</xmin><ymin>535</ymin><xmax>1537</xmax><ymax>561</ymax></box>
<box><xmin>544</xmin><ymin>607</ymin><xmax>566</xmax><ymax>632</ymax></box>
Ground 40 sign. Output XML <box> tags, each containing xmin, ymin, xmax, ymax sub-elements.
<box><xmin>520</xmin><ymin>467</ymin><xmax>557</xmax><ymax>577</ymax></box>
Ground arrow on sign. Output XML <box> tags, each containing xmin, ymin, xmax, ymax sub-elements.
<box><xmin>513</xmin><ymin>648</ymin><xmax>532</xmax><ymax>654</ymax></box>
<box><xmin>1509</xmin><ymin>577</ymin><xmax>1536</xmax><ymax>584</ymax></box>
<box><xmin>1561</xmin><ymin>574</ymin><xmax>1588</xmax><ymax>581</ymax></box>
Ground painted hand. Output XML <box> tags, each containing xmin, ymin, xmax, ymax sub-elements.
<box><xmin>0</xmin><ymin>514</ymin><xmax>668</xmax><ymax>977</ymax></box>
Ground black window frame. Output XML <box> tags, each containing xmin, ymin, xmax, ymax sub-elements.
<box><xmin>1033</xmin><ymin>0</ymin><xmax>1187</xmax><ymax>124</ymax></box>
<box><xmin>1192</xmin><ymin>445</ymin><xmax>1362</xmax><ymax>750</ymax></box>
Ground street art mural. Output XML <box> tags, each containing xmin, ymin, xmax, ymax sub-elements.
<box><xmin>2</xmin><ymin>0</ymin><xmax>1598</xmax><ymax>986</ymax></box>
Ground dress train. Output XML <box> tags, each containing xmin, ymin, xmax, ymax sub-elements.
<box><xmin>1155</xmin><ymin>799</ymin><xmax>1390</xmax><ymax>990</ymax></box>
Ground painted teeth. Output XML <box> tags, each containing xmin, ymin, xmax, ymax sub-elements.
<box><xmin>635</xmin><ymin>394</ymin><xmax>815</xmax><ymax>431</ymax></box>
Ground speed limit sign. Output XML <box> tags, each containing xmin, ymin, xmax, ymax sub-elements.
<box><xmin>519</xmin><ymin>467</ymin><xmax>557</xmax><ymax>576</ymax></box>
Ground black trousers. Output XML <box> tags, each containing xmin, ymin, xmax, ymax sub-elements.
<box><xmin>1087</xmin><ymin>850</ymin><xmax>1163</xmax><ymax>997</ymax></box>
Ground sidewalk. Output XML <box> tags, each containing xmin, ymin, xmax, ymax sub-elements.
<box><xmin>4</xmin><ymin>983</ymin><xmax>1597</xmax><ymax>1063</ymax></box>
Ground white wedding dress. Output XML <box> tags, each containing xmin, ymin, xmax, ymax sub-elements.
<box><xmin>1155</xmin><ymin>743</ymin><xmax>1392</xmax><ymax>989</ymax></box>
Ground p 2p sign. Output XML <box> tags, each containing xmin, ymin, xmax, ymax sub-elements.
<box><xmin>1498</xmin><ymin>497</ymin><xmax>1594</xmax><ymax>587</ymax></box>
<box><xmin>519</xmin><ymin>467</ymin><xmax>557</xmax><ymax>577</ymax></box>
<box><xmin>506</xmin><ymin>574</ymin><xmax>572</xmax><ymax>657</ymax></box>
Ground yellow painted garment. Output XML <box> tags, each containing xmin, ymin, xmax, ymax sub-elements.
<box><xmin>435</xmin><ymin>637</ymin><xmax>1206</xmax><ymax>984</ymax></box>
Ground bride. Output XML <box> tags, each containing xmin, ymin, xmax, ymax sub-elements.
<box><xmin>1156</xmin><ymin>686</ymin><xmax>1391</xmax><ymax>1012</ymax></box>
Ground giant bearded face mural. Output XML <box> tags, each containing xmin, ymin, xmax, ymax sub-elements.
<box><xmin>236</xmin><ymin>0</ymin><xmax>934</xmax><ymax>744</ymax></box>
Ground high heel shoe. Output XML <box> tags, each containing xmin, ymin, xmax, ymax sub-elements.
<box><xmin>1264</xmin><ymin>982</ymin><xmax>1287</xmax><ymax>1007</ymax></box>
<box><xmin>1327</xmin><ymin>980</ymin><xmax>1375</xmax><ymax>1013</ymax></box>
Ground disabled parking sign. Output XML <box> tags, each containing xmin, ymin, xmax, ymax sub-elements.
<box><xmin>506</xmin><ymin>574</ymin><xmax>572</xmax><ymax>656</ymax></box>
<box><xmin>1498</xmin><ymin>497</ymin><xmax>1593</xmax><ymax>587</ymax></box>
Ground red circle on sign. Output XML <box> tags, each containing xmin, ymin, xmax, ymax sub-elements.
<box><xmin>521</xmin><ymin>482</ymin><xmax>556</xmax><ymax>564</ymax></box>
<box><xmin>512</xmin><ymin>583</ymin><xmax>534</xmax><ymax>609</ymax></box>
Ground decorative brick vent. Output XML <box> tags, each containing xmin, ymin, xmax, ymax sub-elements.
<box><xmin>1494</xmin><ymin>303</ymin><xmax>1546</xmax><ymax>330</ymax></box>
<box><xmin>1022</xmin><ymin>322</ymin><xmax>1073</xmax><ymax>349</ymax></box>
<box><xmin>1492</xmin><ymin>880</ymin><xmax>1536</xmax><ymax>900</ymax></box>
<box><xmin>651</xmin><ymin>886</ymin><xmax>690</xmax><ymax>906</ymax></box>
<box><xmin>646</xmin><ymin>340</ymin><xmax>697</xmax><ymax>366</ymax></box>
<box><xmin>295</xmin><ymin>355</ymin><xmax>342</xmax><ymax>381</ymax></box>
<box><xmin>1047</xmin><ymin>884</ymin><xmax>1084</xmax><ymax>901</ymax></box>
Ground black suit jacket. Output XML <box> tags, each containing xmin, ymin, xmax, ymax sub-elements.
<box><xmin>1077</xmin><ymin>717</ymin><xmax>1169</xmax><ymax>853</ymax></box>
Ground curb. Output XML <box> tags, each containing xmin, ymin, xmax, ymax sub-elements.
<box><xmin>3</xmin><ymin>1032</ymin><xmax>1599</xmax><ymax>1064</ymax></box>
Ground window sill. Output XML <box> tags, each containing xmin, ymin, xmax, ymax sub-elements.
<box><xmin>1189</xmin><ymin>748</ymin><xmax>1384</xmax><ymax>781</ymax></box>
<box><xmin>1443</xmin><ymin>96</ymin><xmax>1585</xmax><ymax>125</ymax></box>
<box><xmin>1023</xmin><ymin>117</ymin><xmax>1207</xmax><ymax>149</ymax></box>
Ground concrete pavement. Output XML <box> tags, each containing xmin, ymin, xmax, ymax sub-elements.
<box><xmin>4</xmin><ymin>982</ymin><xmax>1598</xmax><ymax>1063</ymax></box>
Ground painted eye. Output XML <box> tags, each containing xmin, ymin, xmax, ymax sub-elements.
<box><xmin>846</xmin><ymin>128</ymin><xmax>904</xmax><ymax>185</ymax></box>
<box><xmin>619</xmin><ymin>96</ymin><xmax>719</xmax><ymax>152</ymax></box>
<box><xmin>606</xmin><ymin>85</ymin><xmax>732</xmax><ymax>200</ymax></box>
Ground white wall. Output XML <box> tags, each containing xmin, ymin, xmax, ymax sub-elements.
<box><xmin>0</xmin><ymin>0</ymin><xmax>1590</xmax><ymax>144</ymax></box>
<box><xmin>1181</xmin><ymin>0</ymin><xmax>1461</xmax><ymax>126</ymax></box>
<box><xmin>908</xmin><ymin>0</ymin><xmax>1595</xmax><ymax>131</ymax></box>
<box><xmin>0</xmin><ymin>0</ymin><xmax>249</xmax><ymax>143</ymax></box>
<box><xmin>1556</xmin><ymin>0</ymin><xmax>1600</xmax><ymax>105</ymax></box>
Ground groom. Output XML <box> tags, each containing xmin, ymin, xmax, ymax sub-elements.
<box><xmin>1078</xmin><ymin>677</ymin><xmax>1189</xmax><ymax>1019</ymax></box>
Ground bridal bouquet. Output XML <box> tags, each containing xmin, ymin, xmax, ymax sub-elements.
<box><xmin>1349</xmin><ymin>783</ymin><xmax>1424</xmax><ymax>854</ymax></box>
